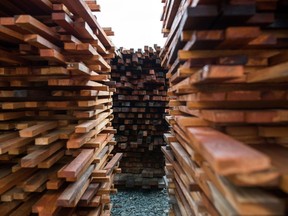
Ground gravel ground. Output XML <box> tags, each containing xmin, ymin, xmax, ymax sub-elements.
<box><xmin>111</xmin><ymin>188</ymin><xmax>169</xmax><ymax>216</ymax></box>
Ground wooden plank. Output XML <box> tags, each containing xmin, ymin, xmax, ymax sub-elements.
<box><xmin>57</xmin><ymin>165</ymin><xmax>94</xmax><ymax>207</ymax></box>
<box><xmin>40</xmin><ymin>49</ymin><xmax>66</xmax><ymax>64</ymax></box>
<box><xmin>75</xmin><ymin>110</ymin><xmax>112</xmax><ymax>133</ymax></box>
<box><xmin>9</xmin><ymin>194</ymin><xmax>40</xmax><ymax>216</ymax></box>
<box><xmin>67</xmin><ymin>62</ymin><xmax>91</xmax><ymax>75</ymax></box>
<box><xmin>1</xmin><ymin>187</ymin><xmax>19</xmax><ymax>202</ymax></box>
<box><xmin>0</xmin><ymin>168</ymin><xmax>37</xmax><ymax>195</ymax></box>
<box><xmin>12</xmin><ymin>188</ymin><xmax>29</xmax><ymax>201</ymax></box>
<box><xmin>24</xmin><ymin>34</ymin><xmax>60</xmax><ymax>52</ymax></box>
<box><xmin>79</xmin><ymin>183</ymin><xmax>100</xmax><ymax>205</ymax></box>
<box><xmin>227</xmin><ymin>168</ymin><xmax>280</xmax><ymax>187</ymax></box>
<box><xmin>216</xmin><ymin>27</ymin><xmax>261</xmax><ymax>49</ymax></box>
<box><xmin>67</xmin><ymin>129</ymin><xmax>99</xmax><ymax>149</ymax></box>
<box><xmin>85</xmin><ymin>133</ymin><xmax>110</xmax><ymax>148</ymax></box>
<box><xmin>85</xmin><ymin>1</ymin><xmax>101</xmax><ymax>12</ymax></box>
<box><xmin>0</xmin><ymin>122</ymin><xmax>15</xmax><ymax>130</ymax></box>
<box><xmin>174</xmin><ymin>116</ymin><xmax>209</xmax><ymax>127</ymax></box>
<box><xmin>73</xmin><ymin>21</ymin><xmax>97</xmax><ymax>40</ymax></box>
<box><xmin>247</xmin><ymin>61</ymin><xmax>288</xmax><ymax>82</ymax></box>
<box><xmin>35</xmin><ymin>129</ymin><xmax>62</xmax><ymax>145</ymax></box>
<box><xmin>32</xmin><ymin>191</ymin><xmax>62</xmax><ymax>215</ymax></box>
<box><xmin>38</xmin><ymin>150</ymin><xmax>65</xmax><ymax>168</ymax></box>
<box><xmin>21</xmin><ymin>141</ymin><xmax>65</xmax><ymax>167</ymax></box>
<box><xmin>0</xmin><ymin>112</ymin><xmax>24</xmax><ymax>121</ymax></box>
<box><xmin>178</xmin><ymin>49</ymin><xmax>282</xmax><ymax>61</ymax></box>
<box><xmin>0</xmin><ymin>137</ymin><xmax>33</xmax><ymax>154</ymax></box>
<box><xmin>60</xmin><ymin>0</ymin><xmax>112</xmax><ymax>48</ymax></box>
<box><xmin>52</xmin><ymin>12</ymin><xmax>82</xmax><ymax>38</ymax></box>
<box><xmin>19</xmin><ymin>121</ymin><xmax>58</xmax><ymax>138</ymax></box>
<box><xmin>0</xmin><ymin>200</ymin><xmax>22</xmax><ymax>216</ymax></box>
<box><xmin>253</xmin><ymin>144</ymin><xmax>288</xmax><ymax>192</ymax></box>
<box><xmin>2</xmin><ymin>102</ymin><xmax>26</xmax><ymax>110</ymax></box>
<box><xmin>22</xmin><ymin>170</ymin><xmax>49</xmax><ymax>192</ymax></box>
<box><xmin>185</xmin><ymin>127</ymin><xmax>271</xmax><ymax>175</ymax></box>
<box><xmin>192</xmin><ymin>65</ymin><xmax>244</xmax><ymax>83</ymax></box>
<box><xmin>46</xmin><ymin>179</ymin><xmax>65</xmax><ymax>190</ymax></box>
<box><xmin>258</xmin><ymin>126</ymin><xmax>288</xmax><ymax>137</ymax></box>
<box><xmin>58</xmin><ymin>149</ymin><xmax>94</xmax><ymax>179</ymax></box>
<box><xmin>15</xmin><ymin>15</ymin><xmax>60</xmax><ymax>45</ymax></box>
<box><xmin>0</xmin><ymin>25</ymin><xmax>23</xmax><ymax>43</ymax></box>
<box><xmin>26</xmin><ymin>0</ymin><xmax>53</xmax><ymax>13</ymax></box>
<box><xmin>218</xmin><ymin>175</ymin><xmax>285</xmax><ymax>214</ymax></box>
<box><xmin>103</xmin><ymin>153</ymin><xmax>123</xmax><ymax>175</ymax></box>
<box><xmin>0</xmin><ymin>132</ymin><xmax>18</xmax><ymax>142</ymax></box>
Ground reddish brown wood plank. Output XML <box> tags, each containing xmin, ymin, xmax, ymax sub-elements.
<box><xmin>186</xmin><ymin>127</ymin><xmax>271</xmax><ymax>175</ymax></box>
<box><xmin>58</xmin><ymin>149</ymin><xmax>94</xmax><ymax>179</ymax></box>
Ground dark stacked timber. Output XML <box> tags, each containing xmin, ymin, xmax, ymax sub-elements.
<box><xmin>160</xmin><ymin>0</ymin><xmax>288</xmax><ymax>215</ymax></box>
<box><xmin>0</xmin><ymin>0</ymin><xmax>122</xmax><ymax>215</ymax></box>
<box><xmin>111</xmin><ymin>46</ymin><xmax>169</xmax><ymax>189</ymax></box>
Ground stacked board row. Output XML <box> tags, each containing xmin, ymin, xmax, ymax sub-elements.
<box><xmin>111</xmin><ymin>47</ymin><xmax>169</xmax><ymax>189</ymax></box>
<box><xmin>0</xmin><ymin>0</ymin><xmax>122</xmax><ymax>216</ymax></box>
<box><xmin>160</xmin><ymin>0</ymin><xmax>288</xmax><ymax>215</ymax></box>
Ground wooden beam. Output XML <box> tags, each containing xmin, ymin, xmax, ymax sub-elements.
<box><xmin>57</xmin><ymin>165</ymin><xmax>94</xmax><ymax>207</ymax></box>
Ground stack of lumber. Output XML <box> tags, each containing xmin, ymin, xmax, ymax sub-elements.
<box><xmin>111</xmin><ymin>46</ymin><xmax>169</xmax><ymax>189</ymax></box>
<box><xmin>0</xmin><ymin>1</ymin><xmax>122</xmax><ymax>215</ymax></box>
<box><xmin>160</xmin><ymin>0</ymin><xmax>288</xmax><ymax>215</ymax></box>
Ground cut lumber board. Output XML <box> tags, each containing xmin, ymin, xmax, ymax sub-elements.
<box><xmin>103</xmin><ymin>153</ymin><xmax>123</xmax><ymax>175</ymax></box>
<box><xmin>32</xmin><ymin>191</ymin><xmax>62</xmax><ymax>215</ymax></box>
<box><xmin>15</xmin><ymin>15</ymin><xmax>60</xmax><ymax>45</ymax></box>
<box><xmin>247</xmin><ymin>61</ymin><xmax>288</xmax><ymax>82</ymax></box>
<box><xmin>57</xmin><ymin>165</ymin><xmax>94</xmax><ymax>207</ymax></box>
<box><xmin>79</xmin><ymin>183</ymin><xmax>100</xmax><ymax>205</ymax></box>
<box><xmin>58</xmin><ymin>149</ymin><xmax>94</xmax><ymax>179</ymax></box>
<box><xmin>60</xmin><ymin>0</ymin><xmax>112</xmax><ymax>48</ymax></box>
<box><xmin>185</xmin><ymin>127</ymin><xmax>271</xmax><ymax>175</ymax></box>
<box><xmin>0</xmin><ymin>137</ymin><xmax>33</xmax><ymax>154</ymax></box>
<box><xmin>19</xmin><ymin>121</ymin><xmax>58</xmax><ymax>138</ymax></box>
<box><xmin>0</xmin><ymin>168</ymin><xmax>37</xmax><ymax>195</ymax></box>
<box><xmin>20</xmin><ymin>141</ymin><xmax>65</xmax><ymax>167</ymax></box>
